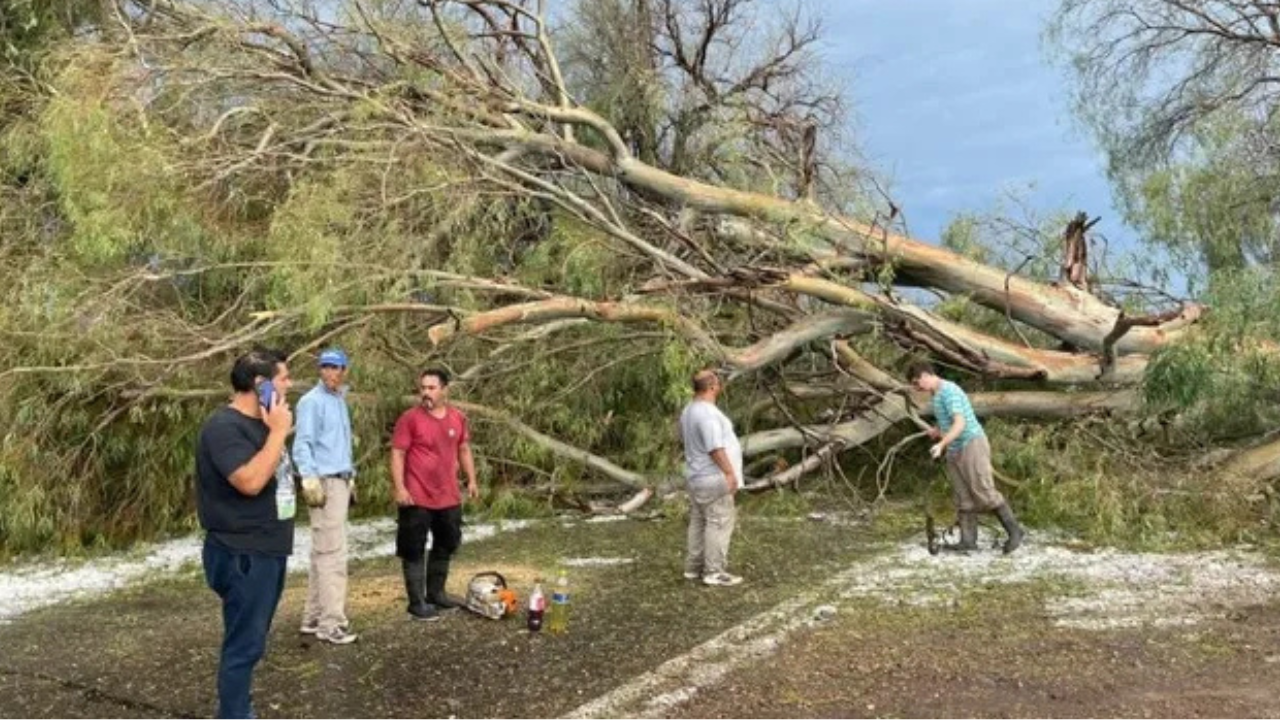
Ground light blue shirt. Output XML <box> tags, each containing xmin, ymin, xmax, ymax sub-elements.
<box><xmin>932</xmin><ymin>380</ymin><xmax>984</xmax><ymax>453</ymax></box>
<box><xmin>292</xmin><ymin>384</ymin><xmax>355</xmax><ymax>478</ymax></box>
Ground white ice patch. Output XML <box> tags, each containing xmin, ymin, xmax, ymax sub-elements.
<box><xmin>562</xmin><ymin>557</ymin><xmax>635</xmax><ymax>567</ymax></box>
<box><xmin>0</xmin><ymin>518</ymin><xmax>532</xmax><ymax>624</ymax></box>
<box><xmin>584</xmin><ymin>515</ymin><xmax>629</xmax><ymax>524</ymax></box>
<box><xmin>836</xmin><ymin>534</ymin><xmax>1280</xmax><ymax>630</ymax></box>
<box><xmin>568</xmin><ymin>531</ymin><xmax>1280</xmax><ymax>718</ymax></box>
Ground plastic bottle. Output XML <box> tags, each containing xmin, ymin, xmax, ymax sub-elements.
<box><xmin>526</xmin><ymin>581</ymin><xmax>546</xmax><ymax>632</ymax></box>
<box><xmin>547</xmin><ymin>569</ymin><xmax>570</xmax><ymax>634</ymax></box>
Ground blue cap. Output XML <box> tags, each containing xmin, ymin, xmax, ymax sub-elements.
<box><xmin>318</xmin><ymin>348</ymin><xmax>349</xmax><ymax>368</ymax></box>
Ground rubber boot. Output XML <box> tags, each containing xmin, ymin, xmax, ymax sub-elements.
<box><xmin>426</xmin><ymin>559</ymin><xmax>466</xmax><ymax>610</ymax></box>
<box><xmin>958</xmin><ymin>511</ymin><xmax>979</xmax><ymax>551</ymax></box>
<box><xmin>402</xmin><ymin>559</ymin><xmax>439</xmax><ymax>621</ymax></box>
<box><xmin>938</xmin><ymin>512</ymin><xmax>978</xmax><ymax>553</ymax></box>
<box><xmin>995</xmin><ymin>503</ymin><xmax>1025</xmax><ymax>555</ymax></box>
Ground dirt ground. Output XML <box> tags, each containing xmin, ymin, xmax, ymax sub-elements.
<box><xmin>2</xmin><ymin>513</ymin><xmax>1280</xmax><ymax>719</ymax></box>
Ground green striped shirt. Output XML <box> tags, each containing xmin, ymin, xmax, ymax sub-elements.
<box><xmin>933</xmin><ymin>380</ymin><xmax>984</xmax><ymax>453</ymax></box>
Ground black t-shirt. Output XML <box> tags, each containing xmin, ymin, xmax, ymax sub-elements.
<box><xmin>195</xmin><ymin>406</ymin><xmax>294</xmax><ymax>556</ymax></box>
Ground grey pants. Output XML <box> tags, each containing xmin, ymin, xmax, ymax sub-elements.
<box><xmin>685</xmin><ymin>474</ymin><xmax>736</xmax><ymax>576</ymax></box>
<box><xmin>302</xmin><ymin>477</ymin><xmax>351</xmax><ymax>632</ymax></box>
<box><xmin>944</xmin><ymin>435</ymin><xmax>1005</xmax><ymax>512</ymax></box>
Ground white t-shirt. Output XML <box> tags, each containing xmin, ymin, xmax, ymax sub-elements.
<box><xmin>679</xmin><ymin>400</ymin><xmax>743</xmax><ymax>490</ymax></box>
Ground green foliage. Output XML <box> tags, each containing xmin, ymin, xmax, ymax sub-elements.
<box><xmin>480</xmin><ymin>488</ymin><xmax>552</xmax><ymax>521</ymax></box>
<box><xmin>0</xmin><ymin>0</ymin><xmax>1266</xmax><ymax>560</ymax></box>
<box><xmin>739</xmin><ymin>488</ymin><xmax>813</xmax><ymax>518</ymax></box>
<box><xmin>1139</xmin><ymin>267</ymin><xmax>1280</xmax><ymax>442</ymax></box>
<box><xmin>513</xmin><ymin>214</ymin><xmax>616</xmax><ymax>298</ymax></box>
<box><xmin>41</xmin><ymin>61</ymin><xmax>210</xmax><ymax>265</ymax></box>
<box><xmin>991</xmin><ymin>420</ymin><xmax>1271</xmax><ymax>549</ymax></box>
<box><xmin>1048</xmin><ymin>4</ymin><xmax>1280</xmax><ymax>281</ymax></box>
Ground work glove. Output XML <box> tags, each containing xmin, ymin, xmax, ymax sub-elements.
<box><xmin>300</xmin><ymin>476</ymin><xmax>327</xmax><ymax>507</ymax></box>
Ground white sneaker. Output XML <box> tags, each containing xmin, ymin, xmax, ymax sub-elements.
<box><xmin>702</xmin><ymin>572</ymin><xmax>743</xmax><ymax>587</ymax></box>
<box><xmin>316</xmin><ymin>626</ymin><xmax>358</xmax><ymax>645</ymax></box>
<box><xmin>682</xmin><ymin>571</ymin><xmax>701</xmax><ymax>581</ymax></box>
<box><xmin>301</xmin><ymin>620</ymin><xmax>348</xmax><ymax>635</ymax></box>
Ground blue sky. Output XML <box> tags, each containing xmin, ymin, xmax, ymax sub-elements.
<box><xmin>820</xmin><ymin>0</ymin><xmax>1130</xmax><ymax>248</ymax></box>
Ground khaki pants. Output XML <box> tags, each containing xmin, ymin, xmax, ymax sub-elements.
<box><xmin>685</xmin><ymin>474</ymin><xmax>736</xmax><ymax>576</ymax></box>
<box><xmin>944</xmin><ymin>435</ymin><xmax>1005</xmax><ymax>512</ymax></box>
<box><xmin>303</xmin><ymin>477</ymin><xmax>351</xmax><ymax>632</ymax></box>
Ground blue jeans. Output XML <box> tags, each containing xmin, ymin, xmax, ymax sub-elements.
<box><xmin>202</xmin><ymin>538</ymin><xmax>288</xmax><ymax>719</ymax></box>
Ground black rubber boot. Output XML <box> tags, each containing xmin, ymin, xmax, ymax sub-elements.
<box><xmin>958</xmin><ymin>511</ymin><xmax>979</xmax><ymax>551</ymax></box>
<box><xmin>939</xmin><ymin>512</ymin><xmax>978</xmax><ymax>553</ymax></box>
<box><xmin>995</xmin><ymin>503</ymin><xmax>1025</xmax><ymax>555</ymax></box>
<box><xmin>402</xmin><ymin>559</ymin><xmax>439</xmax><ymax>621</ymax></box>
<box><xmin>426</xmin><ymin>560</ymin><xmax>465</xmax><ymax>610</ymax></box>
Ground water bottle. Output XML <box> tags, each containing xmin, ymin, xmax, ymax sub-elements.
<box><xmin>547</xmin><ymin>569</ymin><xmax>570</xmax><ymax>634</ymax></box>
<box><xmin>527</xmin><ymin>581</ymin><xmax>546</xmax><ymax>632</ymax></box>
<box><xmin>275</xmin><ymin>456</ymin><xmax>296</xmax><ymax>521</ymax></box>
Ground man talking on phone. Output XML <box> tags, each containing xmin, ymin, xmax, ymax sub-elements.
<box><xmin>195</xmin><ymin>349</ymin><xmax>295</xmax><ymax>719</ymax></box>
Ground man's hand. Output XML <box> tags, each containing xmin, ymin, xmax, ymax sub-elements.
<box><xmin>725</xmin><ymin>475</ymin><xmax>738</xmax><ymax>493</ymax></box>
<box><xmin>929</xmin><ymin>443</ymin><xmax>945</xmax><ymax>460</ymax></box>
<box><xmin>264</xmin><ymin>393</ymin><xmax>293</xmax><ymax>436</ymax></box>
<box><xmin>467</xmin><ymin>480</ymin><xmax>480</xmax><ymax>500</ymax></box>
<box><xmin>394</xmin><ymin>485</ymin><xmax>413</xmax><ymax>506</ymax></box>
<box><xmin>300</xmin><ymin>477</ymin><xmax>326</xmax><ymax>507</ymax></box>
<box><xmin>926</xmin><ymin>426</ymin><xmax>942</xmax><ymax>441</ymax></box>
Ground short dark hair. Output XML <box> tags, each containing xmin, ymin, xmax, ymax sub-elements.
<box><xmin>905</xmin><ymin>360</ymin><xmax>936</xmax><ymax>383</ymax></box>
<box><xmin>420</xmin><ymin>368</ymin><xmax>451</xmax><ymax>386</ymax></box>
<box><xmin>230</xmin><ymin>348</ymin><xmax>286</xmax><ymax>393</ymax></box>
<box><xmin>692</xmin><ymin>369</ymin><xmax>719</xmax><ymax>393</ymax></box>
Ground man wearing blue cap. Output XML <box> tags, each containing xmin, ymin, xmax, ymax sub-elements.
<box><xmin>293</xmin><ymin>348</ymin><xmax>359</xmax><ymax>644</ymax></box>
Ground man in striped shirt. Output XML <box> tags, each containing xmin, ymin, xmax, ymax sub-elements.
<box><xmin>908</xmin><ymin>361</ymin><xmax>1025</xmax><ymax>554</ymax></box>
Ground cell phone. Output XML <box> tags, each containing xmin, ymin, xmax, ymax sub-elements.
<box><xmin>257</xmin><ymin>380</ymin><xmax>276</xmax><ymax>409</ymax></box>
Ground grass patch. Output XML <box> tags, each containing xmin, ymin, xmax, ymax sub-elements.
<box><xmin>0</xmin><ymin>514</ymin><xmax>876</xmax><ymax>719</ymax></box>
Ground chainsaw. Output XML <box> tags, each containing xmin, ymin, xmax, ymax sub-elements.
<box><xmin>464</xmin><ymin>571</ymin><xmax>519</xmax><ymax>620</ymax></box>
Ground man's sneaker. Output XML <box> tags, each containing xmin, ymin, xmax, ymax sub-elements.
<box><xmin>316</xmin><ymin>626</ymin><xmax>358</xmax><ymax>645</ymax></box>
<box><xmin>682</xmin><ymin>571</ymin><xmax>701</xmax><ymax>581</ymax></box>
<box><xmin>702</xmin><ymin>572</ymin><xmax>744</xmax><ymax>587</ymax></box>
<box><xmin>301</xmin><ymin>620</ymin><xmax>349</xmax><ymax>635</ymax></box>
<box><xmin>408</xmin><ymin>603</ymin><xmax>441</xmax><ymax>622</ymax></box>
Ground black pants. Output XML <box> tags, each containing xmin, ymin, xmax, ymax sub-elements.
<box><xmin>396</xmin><ymin>504</ymin><xmax>463</xmax><ymax>563</ymax></box>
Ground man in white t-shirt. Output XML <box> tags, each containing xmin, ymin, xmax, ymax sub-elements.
<box><xmin>678</xmin><ymin>369</ymin><xmax>744</xmax><ymax>587</ymax></box>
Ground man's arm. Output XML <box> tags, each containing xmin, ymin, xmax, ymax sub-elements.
<box><xmin>695</xmin><ymin>414</ymin><xmax>738</xmax><ymax>491</ymax></box>
<box><xmin>226</xmin><ymin>397</ymin><xmax>293</xmax><ymax>496</ymax></box>
<box><xmin>708</xmin><ymin>448</ymin><xmax>738</xmax><ymax>491</ymax></box>
<box><xmin>229</xmin><ymin>432</ymin><xmax>288</xmax><ymax>496</ymax></box>
<box><xmin>390</xmin><ymin>447</ymin><xmax>412</xmax><ymax>506</ymax></box>
<box><xmin>291</xmin><ymin>397</ymin><xmax>319</xmax><ymax>478</ymax></box>
<box><xmin>930</xmin><ymin>412</ymin><xmax>967</xmax><ymax>459</ymax></box>
<box><xmin>460</xmin><ymin>442</ymin><xmax>479</xmax><ymax>499</ymax></box>
<box><xmin>938</xmin><ymin>413</ymin><xmax>966</xmax><ymax>449</ymax></box>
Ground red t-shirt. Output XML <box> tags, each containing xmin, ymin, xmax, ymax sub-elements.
<box><xmin>391</xmin><ymin>405</ymin><xmax>470</xmax><ymax>509</ymax></box>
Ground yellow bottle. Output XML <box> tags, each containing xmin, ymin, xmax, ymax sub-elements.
<box><xmin>547</xmin><ymin>569</ymin><xmax>570</xmax><ymax>634</ymax></box>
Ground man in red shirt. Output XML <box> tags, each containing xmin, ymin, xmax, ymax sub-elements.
<box><xmin>391</xmin><ymin>368</ymin><xmax>480</xmax><ymax>621</ymax></box>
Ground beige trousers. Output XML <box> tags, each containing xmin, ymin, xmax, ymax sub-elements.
<box><xmin>685</xmin><ymin>474</ymin><xmax>737</xmax><ymax>576</ymax></box>
<box><xmin>944</xmin><ymin>435</ymin><xmax>1005</xmax><ymax>512</ymax></box>
<box><xmin>303</xmin><ymin>477</ymin><xmax>351</xmax><ymax>632</ymax></box>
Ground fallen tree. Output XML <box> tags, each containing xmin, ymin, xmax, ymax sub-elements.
<box><xmin>0</xmin><ymin>0</ymin><xmax>1270</xmax><ymax>552</ymax></box>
